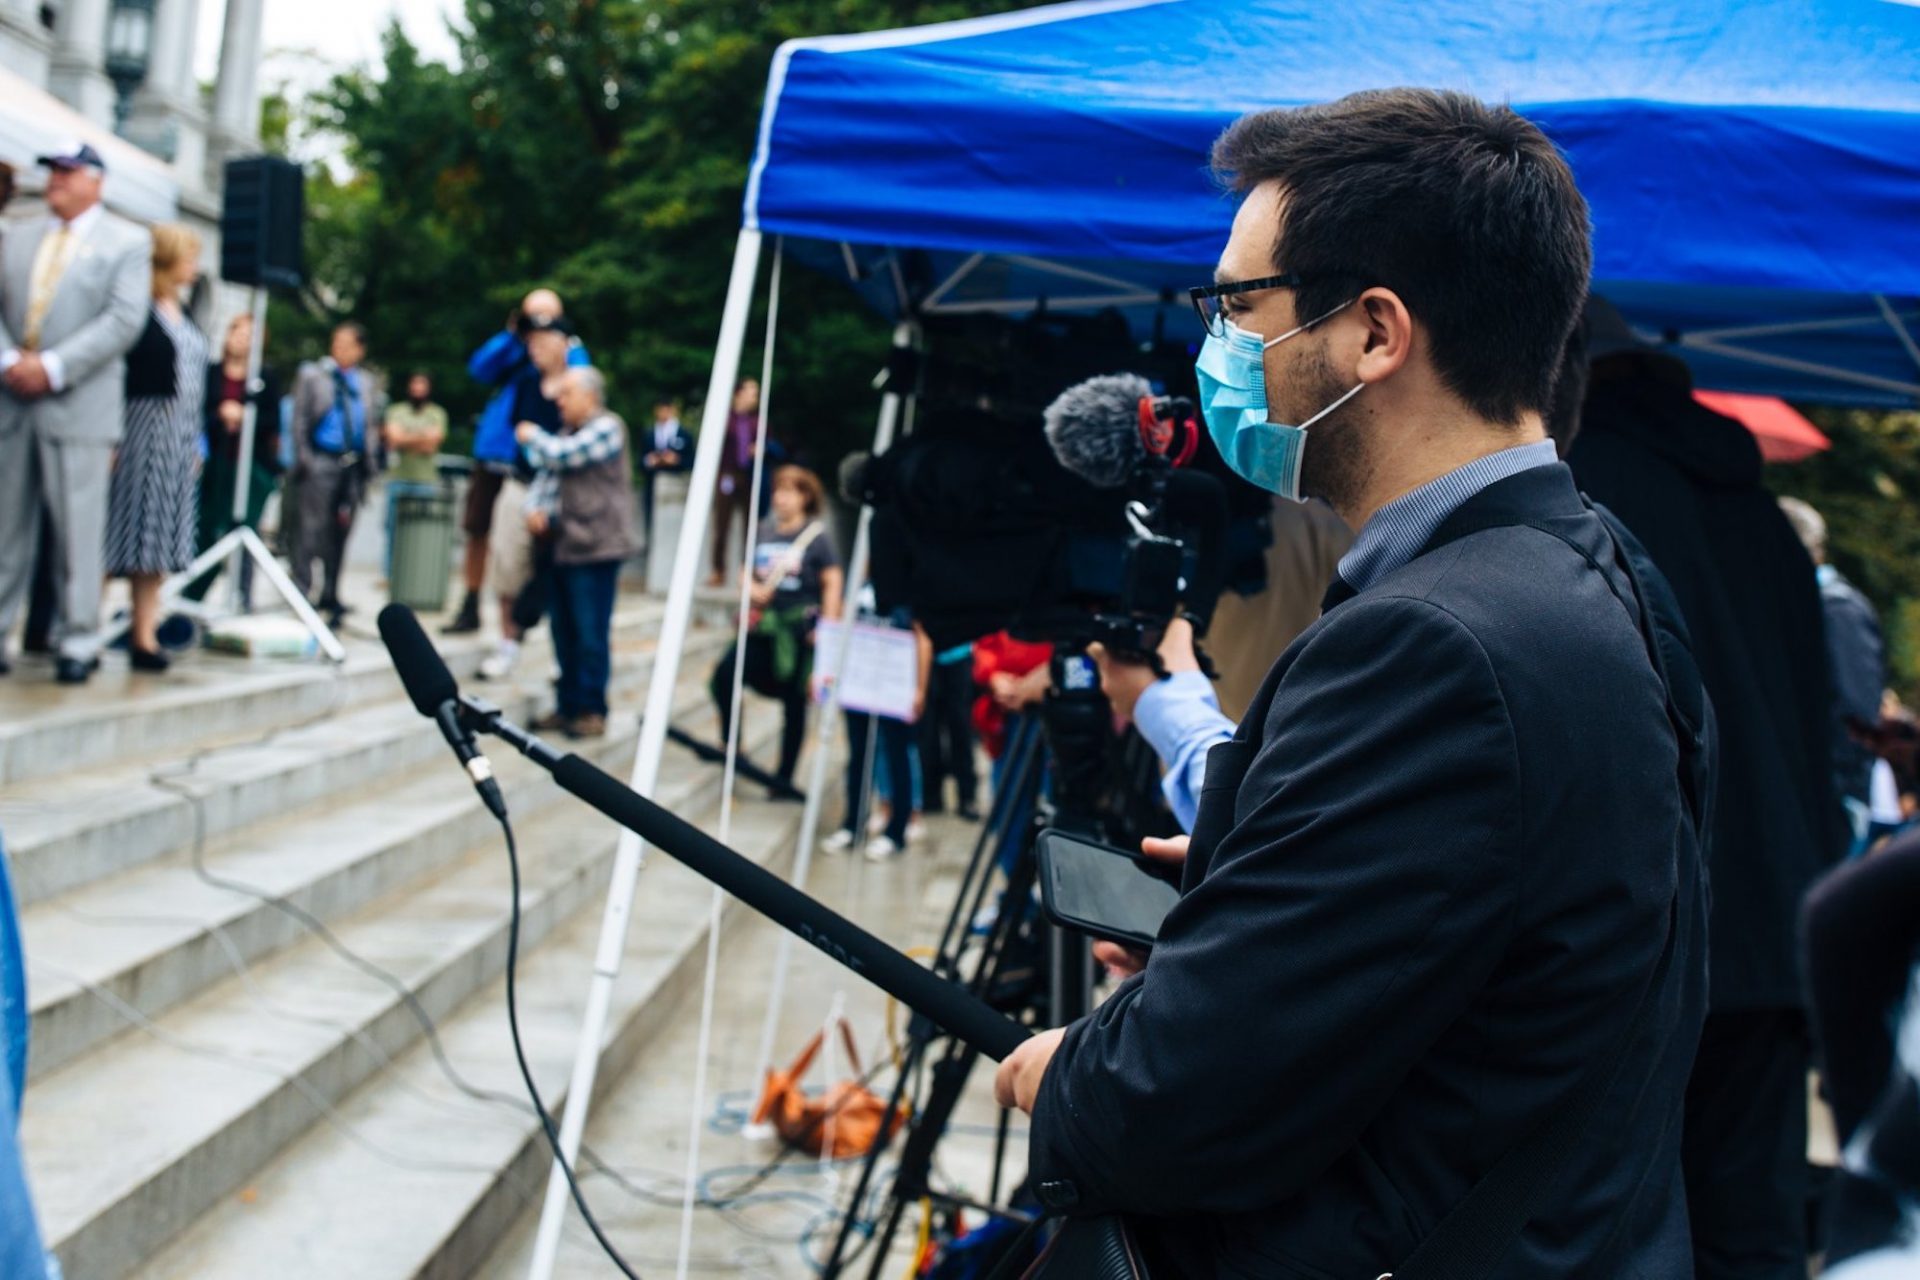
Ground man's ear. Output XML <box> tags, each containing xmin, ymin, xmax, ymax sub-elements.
<box><xmin>1352</xmin><ymin>287</ymin><xmax>1414</xmax><ymax>386</ymax></box>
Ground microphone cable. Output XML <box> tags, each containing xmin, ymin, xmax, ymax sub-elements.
<box><xmin>493</xmin><ymin>809</ymin><xmax>645</xmax><ymax>1280</ymax></box>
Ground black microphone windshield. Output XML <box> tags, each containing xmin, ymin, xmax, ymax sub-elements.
<box><xmin>378</xmin><ymin>603</ymin><xmax>458</xmax><ymax>717</ymax></box>
<box><xmin>1044</xmin><ymin>373</ymin><xmax>1153</xmax><ymax>489</ymax></box>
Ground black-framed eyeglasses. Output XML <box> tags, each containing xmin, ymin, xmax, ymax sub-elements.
<box><xmin>1189</xmin><ymin>273</ymin><xmax>1306</xmax><ymax>338</ymax></box>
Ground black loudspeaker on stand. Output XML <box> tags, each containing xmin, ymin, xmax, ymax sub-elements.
<box><xmin>220</xmin><ymin>155</ymin><xmax>304</xmax><ymax>290</ymax></box>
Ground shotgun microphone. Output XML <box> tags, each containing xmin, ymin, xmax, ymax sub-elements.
<box><xmin>378</xmin><ymin>603</ymin><xmax>508</xmax><ymax>820</ymax></box>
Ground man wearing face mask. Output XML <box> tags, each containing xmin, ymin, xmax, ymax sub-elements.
<box><xmin>994</xmin><ymin>89</ymin><xmax>1710</xmax><ymax>1278</ymax></box>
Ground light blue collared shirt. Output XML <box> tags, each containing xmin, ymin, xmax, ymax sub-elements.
<box><xmin>1135</xmin><ymin>441</ymin><xmax>1561</xmax><ymax>832</ymax></box>
<box><xmin>1337</xmin><ymin>440</ymin><xmax>1560</xmax><ymax>594</ymax></box>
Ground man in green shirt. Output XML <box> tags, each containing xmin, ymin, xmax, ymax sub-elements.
<box><xmin>381</xmin><ymin>371</ymin><xmax>447</xmax><ymax>578</ymax></box>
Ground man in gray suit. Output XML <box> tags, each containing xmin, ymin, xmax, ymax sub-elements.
<box><xmin>288</xmin><ymin>322</ymin><xmax>377</xmax><ymax>628</ymax></box>
<box><xmin>0</xmin><ymin>143</ymin><xmax>150</xmax><ymax>683</ymax></box>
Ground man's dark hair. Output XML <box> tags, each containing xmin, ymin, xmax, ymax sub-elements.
<box><xmin>332</xmin><ymin>320</ymin><xmax>368</xmax><ymax>348</ymax></box>
<box><xmin>1212</xmin><ymin>88</ymin><xmax>1592</xmax><ymax>424</ymax></box>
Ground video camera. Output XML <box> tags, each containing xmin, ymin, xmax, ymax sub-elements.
<box><xmin>844</xmin><ymin>310</ymin><xmax>1258</xmax><ymax>662</ymax></box>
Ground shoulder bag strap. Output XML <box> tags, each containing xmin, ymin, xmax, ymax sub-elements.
<box><xmin>1386</xmin><ymin>504</ymin><xmax>1701</xmax><ymax>1280</ymax></box>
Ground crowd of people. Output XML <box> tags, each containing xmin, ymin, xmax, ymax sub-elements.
<box><xmin>0</xmin><ymin>143</ymin><xmax>653</xmax><ymax>737</ymax></box>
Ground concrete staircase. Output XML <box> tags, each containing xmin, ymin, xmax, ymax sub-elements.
<box><xmin>5</xmin><ymin>597</ymin><xmax>820</xmax><ymax>1280</ymax></box>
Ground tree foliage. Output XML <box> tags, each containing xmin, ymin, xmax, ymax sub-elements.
<box><xmin>267</xmin><ymin>0</ymin><xmax>1036</xmax><ymax>462</ymax></box>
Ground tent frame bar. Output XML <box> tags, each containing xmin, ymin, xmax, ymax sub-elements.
<box><xmin>1873</xmin><ymin>294</ymin><xmax>1920</xmax><ymax>377</ymax></box>
<box><xmin>1678</xmin><ymin>334</ymin><xmax>1920</xmax><ymax>398</ymax></box>
<box><xmin>922</xmin><ymin>252</ymin><xmax>986</xmax><ymax>310</ymax></box>
<box><xmin>1683</xmin><ymin>305</ymin><xmax>1920</xmax><ymax>344</ymax></box>
<box><xmin>925</xmin><ymin>291</ymin><xmax>1167</xmax><ymax>315</ymax></box>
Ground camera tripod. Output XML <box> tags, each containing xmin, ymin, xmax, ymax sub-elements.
<box><xmin>819</xmin><ymin>653</ymin><xmax>1172</xmax><ymax>1277</ymax></box>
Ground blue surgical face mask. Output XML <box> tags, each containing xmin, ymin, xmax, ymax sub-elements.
<box><xmin>1195</xmin><ymin>301</ymin><xmax>1362</xmax><ymax>500</ymax></box>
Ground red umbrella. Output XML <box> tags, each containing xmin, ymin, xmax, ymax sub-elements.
<box><xmin>1694</xmin><ymin>390</ymin><xmax>1832</xmax><ymax>463</ymax></box>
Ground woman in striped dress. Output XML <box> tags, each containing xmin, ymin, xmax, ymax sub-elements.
<box><xmin>105</xmin><ymin>224</ymin><xmax>206</xmax><ymax>673</ymax></box>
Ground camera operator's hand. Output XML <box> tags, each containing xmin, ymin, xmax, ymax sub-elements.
<box><xmin>994</xmin><ymin>1026</ymin><xmax>1065</xmax><ymax>1115</ymax></box>
<box><xmin>1094</xmin><ymin>617</ymin><xmax>1200</xmax><ymax>722</ymax></box>
<box><xmin>1091</xmin><ymin>835</ymin><xmax>1189</xmax><ymax>978</ymax></box>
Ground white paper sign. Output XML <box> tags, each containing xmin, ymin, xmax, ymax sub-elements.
<box><xmin>813</xmin><ymin>620</ymin><xmax>919</xmax><ymax>721</ymax></box>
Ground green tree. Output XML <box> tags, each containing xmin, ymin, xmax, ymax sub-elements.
<box><xmin>274</xmin><ymin>0</ymin><xmax>1034</xmax><ymax>459</ymax></box>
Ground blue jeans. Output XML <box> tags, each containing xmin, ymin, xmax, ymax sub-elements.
<box><xmin>383</xmin><ymin>480</ymin><xmax>442</xmax><ymax>578</ymax></box>
<box><xmin>550</xmin><ymin>559</ymin><xmax>620</xmax><ymax>718</ymax></box>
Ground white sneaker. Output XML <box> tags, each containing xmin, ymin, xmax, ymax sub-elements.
<box><xmin>864</xmin><ymin>835</ymin><xmax>903</xmax><ymax>862</ymax></box>
<box><xmin>477</xmin><ymin>640</ymin><xmax>521</xmax><ymax>681</ymax></box>
<box><xmin>821</xmin><ymin>829</ymin><xmax>855</xmax><ymax>854</ymax></box>
<box><xmin>905</xmin><ymin>817</ymin><xmax>927</xmax><ymax>845</ymax></box>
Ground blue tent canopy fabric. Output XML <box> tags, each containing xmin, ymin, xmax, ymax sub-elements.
<box><xmin>746</xmin><ymin>0</ymin><xmax>1920</xmax><ymax>405</ymax></box>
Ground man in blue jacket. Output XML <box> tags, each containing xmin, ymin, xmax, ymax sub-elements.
<box><xmin>446</xmin><ymin>288</ymin><xmax>591</xmax><ymax>635</ymax></box>
<box><xmin>996</xmin><ymin>89</ymin><xmax>1710</xmax><ymax>1278</ymax></box>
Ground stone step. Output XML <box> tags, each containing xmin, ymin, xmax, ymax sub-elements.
<box><xmin>19</xmin><ymin>667</ymin><xmax>721</xmax><ymax>1083</ymax></box>
<box><xmin>124</xmin><ymin>794</ymin><xmax>811</xmax><ymax>1280</ymax></box>
<box><xmin>0</xmin><ymin>609</ymin><xmax>700</xmax><ymax>908</ymax></box>
<box><xmin>23</xmin><ymin>702</ymin><xmax>794</xmax><ymax>1280</ymax></box>
<box><xmin>0</xmin><ymin>596</ymin><xmax>665</xmax><ymax>791</ymax></box>
<box><xmin>478</xmin><ymin>821</ymin><xmax>1003</xmax><ymax>1280</ymax></box>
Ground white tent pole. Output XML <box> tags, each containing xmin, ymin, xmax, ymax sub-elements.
<box><xmin>525</xmin><ymin>227</ymin><xmax>765</xmax><ymax>1280</ymax></box>
<box><xmin>673</xmin><ymin>238</ymin><xmax>783</xmax><ymax>1280</ymax></box>
<box><xmin>744</xmin><ymin>318</ymin><xmax>917</xmax><ymax>1106</ymax></box>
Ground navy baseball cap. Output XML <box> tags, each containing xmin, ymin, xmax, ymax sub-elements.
<box><xmin>37</xmin><ymin>142</ymin><xmax>105</xmax><ymax>173</ymax></box>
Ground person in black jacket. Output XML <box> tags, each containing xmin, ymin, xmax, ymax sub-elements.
<box><xmin>104</xmin><ymin>224</ymin><xmax>207</xmax><ymax>672</ymax></box>
<box><xmin>185</xmin><ymin>310</ymin><xmax>281</xmax><ymax>605</ymax></box>
<box><xmin>1567</xmin><ymin>298</ymin><xmax>1843</xmax><ymax>1280</ymax></box>
<box><xmin>996</xmin><ymin>89</ymin><xmax>1709</xmax><ymax>1278</ymax></box>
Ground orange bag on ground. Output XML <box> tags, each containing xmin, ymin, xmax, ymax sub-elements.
<box><xmin>748</xmin><ymin>1017</ymin><xmax>906</xmax><ymax>1159</ymax></box>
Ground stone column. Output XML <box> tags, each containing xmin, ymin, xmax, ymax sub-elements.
<box><xmin>127</xmin><ymin>0</ymin><xmax>208</xmax><ymax>172</ymax></box>
<box><xmin>48</xmin><ymin>0</ymin><xmax>118</xmax><ymax>128</ymax></box>
<box><xmin>145</xmin><ymin>0</ymin><xmax>199</xmax><ymax>101</ymax></box>
<box><xmin>210</xmin><ymin>0</ymin><xmax>264</xmax><ymax>146</ymax></box>
<box><xmin>0</xmin><ymin>1</ymin><xmax>54</xmax><ymax>86</ymax></box>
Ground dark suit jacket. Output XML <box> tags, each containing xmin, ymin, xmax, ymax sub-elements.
<box><xmin>1570</xmin><ymin>376</ymin><xmax>1840</xmax><ymax>1008</ymax></box>
<box><xmin>1029</xmin><ymin>465</ymin><xmax>1710</xmax><ymax>1279</ymax></box>
<box><xmin>639</xmin><ymin>421</ymin><xmax>694</xmax><ymax>477</ymax></box>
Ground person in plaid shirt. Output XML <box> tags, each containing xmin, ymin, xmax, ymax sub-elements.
<box><xmin>515</xmin><ymin>366</ymin><xmax>637</xmax><ymax>738</ymax></box>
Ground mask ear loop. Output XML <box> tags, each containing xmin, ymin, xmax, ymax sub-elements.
<box><xmin>1294</xmin><ymin>379</ymin><xmax>1366</xmax><ymax>432</ymax></box>
<box><xmin>1260</xmin><ymin>297</ymin><xmax>1359</xmax><ymax>350</ymax></box>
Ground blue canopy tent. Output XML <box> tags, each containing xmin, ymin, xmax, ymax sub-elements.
<box><xmin>527</xmin><ymin>8</ymin><xmax>1920</xmax><ymax>1262</ymax></box>
<box><xmin>744</xmin><ymin>0</ymin><xmax>1920</xmax><ymax>405</ymax></box>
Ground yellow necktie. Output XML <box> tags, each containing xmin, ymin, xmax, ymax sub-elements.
<box><xmin>23</xmin><ymin>223</ymin><xmax>75</xmax><ymax>350</ymax></box>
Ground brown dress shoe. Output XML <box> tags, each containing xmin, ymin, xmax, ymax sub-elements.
<box><xmin>531</xmin><ymin>710</ymin><xmax>571</xmax><ymax>733</ymax></box>
<box><xmin>565</xmin><ymin>714</ymin><xmax>607</xmax><ymax>740</ymax></box>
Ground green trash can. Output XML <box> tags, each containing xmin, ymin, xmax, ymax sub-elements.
<box><xmin>389</xmin><ymin>487</ymin><xmax>456</xmax><ymax>612</ymax></box>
